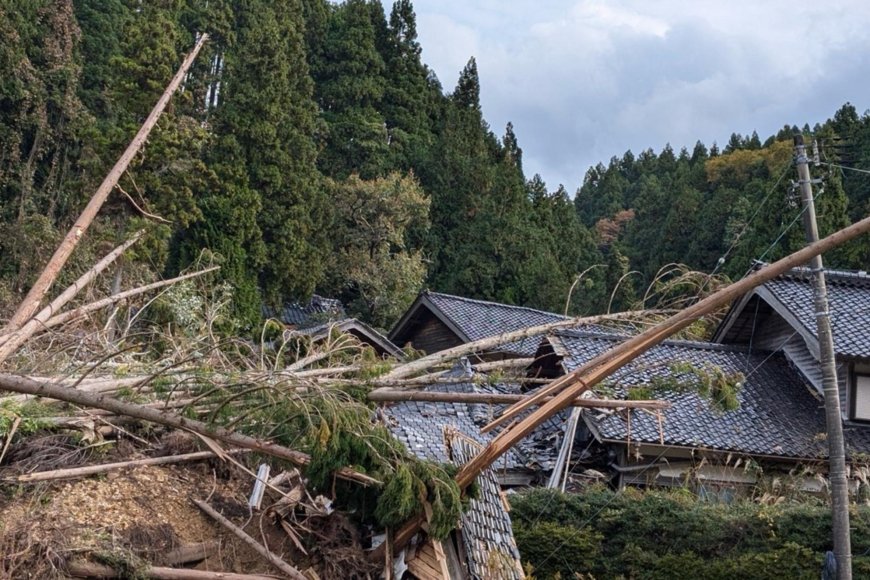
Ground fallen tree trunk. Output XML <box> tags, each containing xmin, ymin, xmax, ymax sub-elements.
<box><xmin>367</xmin><ymin>388</ymin><xmax>670</xmax><ymax>410</ymax></box>
<box><xmin>382</xmin><ymin>310</ymin><xmax>658</xmax><ymax>381</ymax></box>
<box><xmin>2</xmin><ymin>33</ymin><xmax>209</xmax><ymax>336</ymax></box>
<box><xmin>0</xmin><ymin>234</ymin><xmax>142</xmax><ymax>359</ymax></box>
<box><xmin>40</xmin><ymin>267</ymin><xmax>220</xmax><ymax>332</ymax></box>
<box><xmin>66</xmin><ymin>561</ymin><xmax>276</xmax><ymax>580</ymax></box>
<box><xmin>0</xmin><ymin>374</ymin><xmax>379</xmax><ymax>486</ymax></box>
<box><xmin>9</xmin><ymin>450</ymin><xmax>247</xmax><ymax>483</ymax></box>
<box><xmin>193</xmin><ymin>499</ymin><xmax>306</xmax><ymax>580</ymax></box>
<box><xmin>373</xmin><ymin>211</ymin><xmax>870</xmax><ymax>561</ymax></box>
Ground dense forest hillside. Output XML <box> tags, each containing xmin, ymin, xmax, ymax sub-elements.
<box><xmin>2</xmin><ymin>0</ymin><xmax>870</xmax><ymax>330</ymax></box>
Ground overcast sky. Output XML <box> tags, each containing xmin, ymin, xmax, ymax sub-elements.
<box><xmin>397</xmin><ymin>0</ymin><xmax>870</xmax><ymax>192</ymax></box>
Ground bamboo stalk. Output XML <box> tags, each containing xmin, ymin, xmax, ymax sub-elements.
<box><xmin>0</xmin><ymin>234</ymin><xmax>143</xmax><ymax>360</ymax></box>
<box><xmin>2</xmin><ymin>34</ymin><xmax>209</xmax><ymax>335</ymax></box>
<box><xmin>382</xmin><ymin>310</ymin><xmax>657</xmax><ymax>381</ymax></box>
<box><xmin>367</xmin><ymin>388</ymin><xmax>670</xmax><ymax>410</ymax></box>
<box><xmin>0</xmin><ymin>373</ymin><xmax>379</xmax><ymax>486</ymax></box>
<box><xmin>193</xmin><ymin>499</ymin><xmax>307</xmax><ymax>580</ymax></box>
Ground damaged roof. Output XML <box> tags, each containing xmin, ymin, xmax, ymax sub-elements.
<box><xmin>265</xmin><ymin>294</ymin><xmax>345</xmax><ymax>328</ymax></box>
<box><xmin>715</xmin><ymin>266</ymin><xmax>870</xmax><ymax>360</ymax></box>
<box><xmin>547</xmin><ymin>329</ymin><xmax>870</xmax><ymax>460</ymax></box>
<box><xmin>289</xmin><ymin>318</ymin><xmax>403</xmax><ymax>358</ymax></box>
<box><xmin>389</xmin><ymin>291</ymin><xmax>567</xmax><ymax>356</ymax></box>
<box><xmin>383</xmin><ymin>380</ymin><xmax>568</xmax><ymax>473</ymax></box>
<box><xmin>380</xmin><ymin>379</ymin><xmax>530</xmax><ymax>579</ymax></box>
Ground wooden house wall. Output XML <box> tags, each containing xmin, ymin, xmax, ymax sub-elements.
<box><xmin>405</xmin><ymin>315</ymin><xmax>464</xmax><ymax>354</ymax></box>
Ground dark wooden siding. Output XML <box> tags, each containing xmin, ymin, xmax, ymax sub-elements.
<box><xmin>402</xmin><ymin>313</ymin><xmax>464</xmax><ymax>354</ymax></box>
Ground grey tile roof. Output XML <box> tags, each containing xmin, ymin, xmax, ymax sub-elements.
<box><xmin>424</xmin><ymin>292</ymin><xmax>568</xmax><ymax>356</ymax></box>
<box><xmin>761</xmin><ymin>268</ymin><xmax>870</xmax><ymax>359</ymax></box>
<box><xmin>289</xmin><ymin>318</ymin><xmax>402</xmax><ymax>358</ymax></box>
<box><xmin>447</xmin><ymin>430</ymin><xmax>524</xmax><ymax>580</ymax></box>
<box><xmin>383</xmin><ymin>383</ymin><xmax>531</xmax><ymax>471</ymax></box>
<box><xmin>382</xmin><ymin>386</ymin><xmax>527</xmax><ymax>579</ymax></box>
<box><xmin>264</xmin><ymin>294</ymin><xmax>345</xmax><ymax>327</ymax></box>
<box><xmin>550</xmin><ymin>330</ymin><xmax>870</xmax><ymax>460</ymax></box>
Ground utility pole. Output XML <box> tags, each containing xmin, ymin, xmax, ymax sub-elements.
<box><xmin>794</xmin><ymin>134</ymin><xmax>852</xmax><ymax>579</ymax></box>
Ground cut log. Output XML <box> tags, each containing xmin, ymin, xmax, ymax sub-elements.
<box><xmin>158</xmin><ymin>541</ymin><xmax>220</xmax><ymax>567</ymax></box>
<box><xmin>367</xmin><ymin>388</ymin><xmax>670</xmax><ymax>410</ymax></box>
<box><xmin>66</xmin><ymin>560</ymin><xmax>276</xmax><ymax>579</ymax></box>
<box><xmin>1</xmin><ymin>34</ymin><xmax>209</xmax><ymax>336</ymax></box>
<box><xmin>9</xmin><ymin>450</ymin><xmax>246</xmax><ymax>483</ymax></box>
<box><xmin>382</xmin><ymin>310</ymin><xmax>658</xmax><ymax>380</ymax></box>
<box><xmin>0</xmin><ymin>374</ymin><xmax>379</xmax><ymax>487</ymax></box>
<box><xmin>193</xmin><ymin>499</ymin><xmax>307</xmax><ymax>580</ymax></box>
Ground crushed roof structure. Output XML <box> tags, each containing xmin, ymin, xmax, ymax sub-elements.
<box><xmin>714</xmin><ymin>266</ymin><xmax>870</xmax><ymax>360</ymax></box>
<box><xmin>381</xmin><ymin>370</ymin><xmax>529</xmax><ymax>578</ymax></box>
<box><xmin>389</xmin><ymin>291</ymin><xmax>567</xmax><ymax>357</ymax></box>
<box><xmin>290</xmin><ymin>318</ymin><xmax>403</xmax><ymax>358</ymax></box>
<box><xmin>265</xmin><ymin>294</ymin><xmax>345</xmax><ymax>328</ymax></box>
<box><xmin>543</xmin><ymin>329</ymin><xmax>870</xmax><ymax>460</ymax></box>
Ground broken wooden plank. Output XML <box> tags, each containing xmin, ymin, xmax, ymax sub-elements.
<box><xmin>193</xmin><ymin>499</ymin><xmax>307</xmax><ymax>580</ymax></box>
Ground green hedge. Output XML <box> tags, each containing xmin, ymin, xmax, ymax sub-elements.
<box><xmin>509</xmin><ymin>487</ymin><xmax>870</xmax><ymax>579</ymax></box>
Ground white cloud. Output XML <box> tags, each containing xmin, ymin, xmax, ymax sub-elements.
<box><xmin>393</xmin><ymin>0</ymin><xmax>870</xmax><ymax>191</ymax></box>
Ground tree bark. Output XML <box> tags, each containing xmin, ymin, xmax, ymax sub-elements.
<box><xmin>9</xmin><ymin>450</ymin><xmax>246</xmax><ymax>483</ymax></box>
<box><xmin>2</xmin><ymin>34</ymin><xmax>209</xmax><ymax>335</ymax></box>
<box><xmin>40</xmin><ymin>267</ymin><xmax>220</xmax><ymax>332</ymax></box>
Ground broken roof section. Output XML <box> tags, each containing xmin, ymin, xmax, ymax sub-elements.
<box><xmin>389</xmin><ymin>291</ymin><xmax>567</xmax><ymax>357</ymax></box>
<box><xmin>543</xmin><ymin>329</ymin><xmax>870</xmax><ymax>461</ymax></box>
<box><xmin>265</xmin><ymin>294</ymin><xmax>345</xmax><ymax>328</ymax></box>
<box><xmin>382</xmin><ymin>380</ymin><xmax>527</xmax><ymax>579</ymax></box>
<box><xmin>715</xmin><ymin>266</ymin><xmax>870</xmax><ymax>360</ymax></box>
<box><xmin>292</xmin><ymin>318</ymin><xmax>403</xmax><ymax>359</ymax></box>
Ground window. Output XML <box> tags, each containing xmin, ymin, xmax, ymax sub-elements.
<box><xmin>852</xmin><ymin>374</ymin><xmax>870</xmax><ymax>421</ymax></box>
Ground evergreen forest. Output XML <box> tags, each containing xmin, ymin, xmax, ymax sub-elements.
<box><xmin>4</xmin><ymin>0</ymin><xmax>870</xmax><ymax>331</ymax></box>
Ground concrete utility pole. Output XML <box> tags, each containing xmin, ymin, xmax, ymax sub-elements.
<box><xmin>794</xmin><ymin>134</ymin><xmax>852</xmax><ymax>580</ymax></box>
